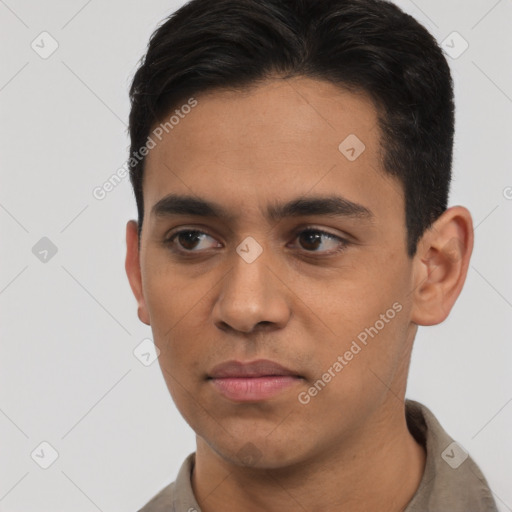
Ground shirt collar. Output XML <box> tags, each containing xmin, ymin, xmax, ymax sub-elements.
<box><xmin>151</xmin><ymin>400</ymin><xmax>497</xmax><ymax>512</ymax></box>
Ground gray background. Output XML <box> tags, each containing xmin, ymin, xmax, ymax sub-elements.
<box><xmin>1</xmin><ymin>0</ymin><xmax>511</xmax><ymax>510</ymax></box>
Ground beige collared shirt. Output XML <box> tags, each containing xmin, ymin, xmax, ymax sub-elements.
<box><xmin>138</xmin><ymin>400</ymin><xmax>498</xmax><ymax>511</ymax></box>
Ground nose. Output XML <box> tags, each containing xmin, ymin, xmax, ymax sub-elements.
<box><xmin>212</xmin><ymin>247</ymin><xmax>292</xmax><ymax>334</ymax></box>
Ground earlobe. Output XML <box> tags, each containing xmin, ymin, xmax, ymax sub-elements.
<box><xmin>125</xmin><ymin>220</ymin><xmax>151</xmax><ymax>326</ymax></box>
<box><xmin>410</xmin><ymin>206</ymin><xmax>474</xmax><ymax>326</ymax></box>
<box><xmin>137</xmin><ymin>307</ymin><xmax>149</xmax><ymax>325</ymax></box>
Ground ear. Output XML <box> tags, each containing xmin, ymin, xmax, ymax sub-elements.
<box><xmin>410</xmin><ymin>206</ymin><xmax>474</xmax><ymax>326</ymax></box>
<box><xmin>125</xmin><ymin>220</ymin><xmax>151</xmax><ymax>325</ymax></box>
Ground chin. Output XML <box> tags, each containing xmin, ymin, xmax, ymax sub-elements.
<box><xmin>207</xmin><ymin>433</ymin><xmax>308</xmax><ymax>470</ymax></box>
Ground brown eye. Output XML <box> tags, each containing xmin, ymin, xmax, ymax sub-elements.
<box><xmin>177</xmin><ymin>231</ymin><xmax>203</xmax><ymax>250</ymax></box>
<box><xmin>165</xmin><ymin>230</ymin><xmax>220</xmax><ymax>252</ymax></box>
<box><xmin>293</xmin><ymin>228</ymin><xmax>348</xmax><ymax>254</ymax></box>
<box><xmin>299</xmin><ymin>230</ymin><xmax>323</xmax><ymax>250</ymax></box>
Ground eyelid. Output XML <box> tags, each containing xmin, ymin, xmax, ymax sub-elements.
<box><xmin>290</xmin><ymin>224</ymin><xmax>348</xmax><ymax>240</ymax></box>
<box><xmin>165</xmin><ymin>227</ymin><xmax>222</xmax><ymax>250</ymax></box>
<box><xmin>165</xmin><ymin>224</ymin><xmax>221</xmax><ymax>240</ymax></box>
<box><xmin>164</xmin><ymin>224</ymin><xmax>351</xmax><ymax>254</ymax></box>
<box><xmin>164</xmin><ymin>225</ymin><xmax>347</xmax><ymax>242</ymax></box>
<box><xmin>287</xmin><ymin>225</ymin><xmax>350</xmax><ymax>254</ymax></box>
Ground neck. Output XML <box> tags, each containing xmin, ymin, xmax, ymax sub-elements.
<box><xmin>191</xmin><ymin>399</ymin><xmax>426</xmax><ymax>512</ymax></box>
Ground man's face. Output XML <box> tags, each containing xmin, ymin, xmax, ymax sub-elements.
<box><xmin>129</xmin><ymin>77</ymin><xmax>419</xmax><ymax>467</ymax></box>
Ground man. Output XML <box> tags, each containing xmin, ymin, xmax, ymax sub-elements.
<box><xmin>125</xmin><ymin>0</ymin><xmax>498</xmax><ymax>510</ymax></box>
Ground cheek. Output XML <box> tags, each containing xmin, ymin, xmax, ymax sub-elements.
<box><xmin>306</xmin><ymin>266</ymin><xmax>410</xmax><ymax>393</ymax></box>
<box><xmin>142</xmin><ymin>269</ymin><xmax>199</xmax><ymax>367</ymax></box>
<box><xmin>143</xmin><ymin>255</ymin><xmax>205</xmax><ymax>328</ymax></box>
<box><xmin>307</xmin><ymin>272</ymin><xmax>394</xmax><ymax>338</ymax></box>
<box><xmin>150</xmin><ymin>315</ymin><xmax>210</xmax><ymax>418</ymax></box>
<box><xmin>299</xmin><ymin>308</ymin><xmax>410</xmax><ymax>438</ymax></box>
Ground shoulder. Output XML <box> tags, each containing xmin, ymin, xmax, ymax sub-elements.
<box><xmin>405</xmin><ymin>399</ymin><xmax>498</xmax><ymax>512</ymax></box>
<box><xmin>137</xmin><ymin>481</ymin><xmax>175</xmax><ymax>512</ymax></box>
<box><xmin>137</xmin><ymin>452</ymin><xmax>197</xmax><ymax>512</ymax></box>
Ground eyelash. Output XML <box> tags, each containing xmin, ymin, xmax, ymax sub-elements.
<box><xmin>163</xmin><ymin>226</ymin><xmax>350</xmax><ymax>256</ymax></box>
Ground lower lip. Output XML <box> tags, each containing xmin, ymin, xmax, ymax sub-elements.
<box><xmin>209</xmin><ymin>376</ymin><xmax>301</xmax><ymax>402</ymax></box>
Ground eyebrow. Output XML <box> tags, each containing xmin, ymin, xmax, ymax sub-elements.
<box><xmin>151</xmin><ymin>193</ymin><xmax>373</xmax><ymax>222</ymax></box>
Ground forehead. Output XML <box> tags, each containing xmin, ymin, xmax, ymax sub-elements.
<box><xmin>142</xmin><ymin>77</ymin><xmax>403</xmax><ymax>226</ymax></box>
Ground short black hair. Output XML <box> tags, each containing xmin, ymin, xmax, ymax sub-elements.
<box><xmin>128</xmin><ymin>0</ymin><xmax>454</xmax><ymax>256</ymax></box>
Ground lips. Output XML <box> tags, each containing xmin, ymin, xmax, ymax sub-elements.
<box><xmin>208</xmin><ymin>359</ymin><xmax>301</xmax><ymax>379</ymax></box>
<box><xmin>207</xmin><ymin>359</ymin><xmax>303</xmax><ymax>402</ymax></box>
